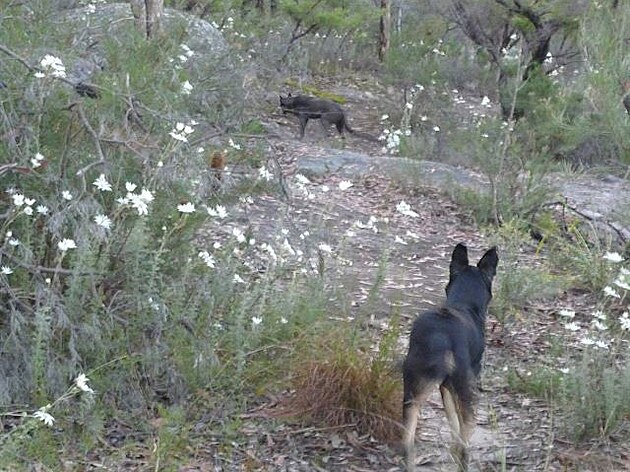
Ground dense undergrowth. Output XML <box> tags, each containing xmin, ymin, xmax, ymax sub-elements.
<box><xmin>1</xmin><ymin>0</ymin><xmax>628</xmax><ymax>469</ymax></box>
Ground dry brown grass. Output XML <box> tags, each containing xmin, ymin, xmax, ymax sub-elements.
<box><xmin>286</xmin><ymin>352</ymin><xmax>403</xmax><ymax>443</ymax></box>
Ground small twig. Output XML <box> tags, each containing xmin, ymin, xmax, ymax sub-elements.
<box><xmin>75</xmin><ymin>159</ymin><xmax>106</xmax><ymax>177</ymax></box>
<box><xmin>75</xmin><ymin>103</ymin><xmax>106</xmax><ymax>161</ymax></box>
<box><xmin>289</xmin><ymin>423</ymin><xmax>357</xmax><ymax>435</ymax></box>
<box><xmin>0</xmin><ymin>43</ymin><xmax>36</xmax><ymax>71</ymax></box>
<box><xmin>549</xmin><ymin>201</ymin><xmax>628</xmax><ymax>243</ymax></box>
<box><xmin>0</xmin><ymin>250</ymin><xmax>94</xmax><ymax>276</ymax></box>
<box><xmin>187</xmin><ymin>130</ymin><xmax>223</xmax><ymax>148</ymax></box>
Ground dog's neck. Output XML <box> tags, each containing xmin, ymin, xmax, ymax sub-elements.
<box><xmin>443</xmin><ymin>301</ymin><xmax>488</xmax><ymax>326</ymax></box>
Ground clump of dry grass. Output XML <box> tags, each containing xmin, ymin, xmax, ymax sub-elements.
<box><xmin>287</xmin><ymin>350</ymin><xmax>403</xmax><ymax>443</ymax></box>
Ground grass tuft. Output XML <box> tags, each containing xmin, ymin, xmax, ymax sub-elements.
<box><xmin>286</xmin><ymin>341</ymin><xmax>402</xmax><ymax>443</ymax></box>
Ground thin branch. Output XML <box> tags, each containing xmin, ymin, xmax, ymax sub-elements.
<box><xmin>544</xmin><ymin>201</ymin><xmax>628</xmax><ymax>243</ymax></box>
<box><xmin>0</xmin><ymin>43</ymin><xmax>36</xmax><ymax>71</ymax></box>
<box><xmin>67</xmin><ymin>103</ymin><xmax>107</xmax><ymax>176</ymax></box>
<box><xmin>0</xmin><ymin>250</ymin><xmax>94</xmax><ymax>276</ymax></box>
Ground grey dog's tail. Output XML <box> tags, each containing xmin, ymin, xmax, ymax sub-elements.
<box><xmin>345</xmin><ymin>121</ymin><xmax>379</xmax><ymax>142</ymax></box>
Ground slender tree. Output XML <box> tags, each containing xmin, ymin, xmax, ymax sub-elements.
<box><xmin>129</xmin><ymin>0</ymin><xmax>164</xmax><ymax>39</ymax></box>
<box><xmin>378</xmin><ymin>0</ymin><xmax>391</xmax><ymax>61</ymax></box>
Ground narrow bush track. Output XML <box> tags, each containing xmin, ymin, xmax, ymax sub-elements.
<box><xmin>187</xmin><ymin>131</ymin><xmax>628</xmax><ymax>470</ymax></box>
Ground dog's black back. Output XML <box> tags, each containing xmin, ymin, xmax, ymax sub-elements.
<box><xmin>402</xmin><ymin>244</ymin><xmax>498</xmax><ymax>472</ymax></box>
<box><xmin>279</xmin><ymin>93</ymin><xmax>350</xmax><ymax>138</ymax></box>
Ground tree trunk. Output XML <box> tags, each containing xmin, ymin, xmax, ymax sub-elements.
<box><xmin>129</xmin><ymin>0</ymin><xmax>164</xmax><ymax>39</ymax></box>
<box><xmin>378</xmin><ymin>0</ymin><xmax>391</xmax><ymax>61</ymax></box>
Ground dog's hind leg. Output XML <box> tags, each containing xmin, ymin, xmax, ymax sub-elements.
<box><xmin>441</xmin><ymin>384</ymin><xmax>475</xmax><ymax>472</ymax></box>
<box><xmin>402</xmin><ymin>378</ymin><xmax>438</xmax><ymax>471</ymax></box>
<box><xmin>455</xmin><ymin>397</ymin><xmax>475</xmax><ymax>472</ymax></box>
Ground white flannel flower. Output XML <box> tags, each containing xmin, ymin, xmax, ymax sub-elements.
<box><xmin>177</xmin><ymin>202</ymin><xmax>196</xmax><ymax>213</ymax></box>
<box><xmin>251</xmin><ymin>316</ymin><xmax>263</xmax><ymax>326</ymax></box>
<box><xmin>619</xmin><ymin>312</ymin><xmax>630</xmax><ymax>331</ymax></box>
<box><xmin>559</xmin><ymin>309</ymin><xmax>575</xmax><ymax>319</ymax></box>
<box><xmin>93</xmin><ymin>174</ymin><xmax>112</xmax><ymax>192</ymax></box>
<box><xmin>36</xmin><ymin>205</ymin><xmax>49</xmax><ymax>215</ymax></box>
<box><xmin>129</xmin><ymin>195</ymin><xmax>148</xmax><ymax>215</ymax></box>
<box><xmin>33</xmin><ymin>406</ymin><xmax>55</xmax><ymax>427</ymax></box>
<box><xmin>338</xmin><ymin>180</ymin><xmax>353</xmax><ymax>191</ymax></box>
<box><xmin>40</xmin><ymin>54</ymin><xmax>66</xmax><ymax>78</ymax></box>
<box><xmin>564</xmin><ymin>322</ymin><xmax>580</xmax><ymax>331</ymax></box>
<box><xmin>75</xmin><ymin>373</ymin><xmax>95</xmax><ymax>393</ymax></box>
<box><xmin>58</xmin><ymin>238</ymin><xmax>77</xmax><ymax>251</ymax></box>
<box><xmin>127</xmin><ymin>189</ymin><xmax>154</xmax><ymax>216</ymax></box>
<box><xmin>181</xmin><ymin>80</ymin><xmax>193</xmax><ymax>95</ymax></box>
<box><xmin>94</xmin><ymin>214</ymin><xmax>112</xmax><ymax>229</ymax></box>
<box><xmin>125</xmin><ymin>182</ymin><xmax>137</xmax><ymax>192</ymax></box>
<box><xmin>232</xmin><ymin>227</ymin><xmax>246</xmax><ymax>244</ymax></box>
<box><xmin>31</xmin><ymin>153</ymin><xmax>45</xmax><ymax>168</ymax></box>
<box><xmin>591</xmin><ymin>311</ymin><xmax>606</xmax><ymax>321</ymax></box>
<box><xmin>207</xmin><ymin>205</ymin><xmax>228</xmax><ymax>219</ymax></box>
<box><xmin>62</xmin><ymin>190</ymin><xmax>73</xmax><ymax>201</ymax></box>
<box><xmin>603</xmin><ymin>251</ymin><xmax>623</xmax><ymax>263</ymax></box>
<box><xmin>613</xmin><ymin>274</ymin><xmax>630</xmax><ymax>291</ymax></box>
<box><xmin>12</xmin><ymin>193</ymin><xmax>25</xmax><ymax>207</ymax></box>
<box><xmin>1</xmin><ymin>266</ymin><xmax>13</xmax><ymax>275</ymax></box>
<box><xmin>433</xmin><ymin>126</ymin><xmax>440</xmax><ymax>132</ymax></box>
<box><xmin>579</xmin><ymin>337</ymin><xmax>595</xmax><ymax>346</ymax></box>
<box><xmin>396</xmin><ymin>201</ymin><xmax>419</xmax><ymax>218</ymax></box>
<box><xmin>169</xmin><ymin>122</ymin><xmax>192</xmax><ymax>142</ymax></box>
<box><xmin>198</xmin><ymin>251</ymin><xmax>216</xmax><ymax>268</ymax></box>
<box><xmin>258</xmin><ymin>166</ymin><xmax>273</xmax><ymax>181</ymax></box>
<box><xmin>140</xmin><ymin>188</ymin><xmax>155</xmax><ymax>203</ymax></box>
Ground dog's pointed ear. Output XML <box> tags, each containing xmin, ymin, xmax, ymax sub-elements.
<box><xmin>449</xmin><ymin>243</ymin><xmax>469</xmax><ymax>280</ymax></box>
<box><xmin>477</xmin><ymin>246</ymin><xmax>498</xmax><ymax>280</ymax></box>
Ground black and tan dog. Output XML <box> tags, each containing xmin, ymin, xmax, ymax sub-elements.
<box><xmin>279</xmin><ymin>93</ymin><xmax>352</xmax><ymax>139</ymax></box>
<box><xmin>279</xmin><ymin>93</ymin><xmax>377</xmax><ymax>142</ymax></box>
<box><xmin>402</xmin><ymin>243</ymin><xmax>498</xmax><ymax>471</ymax></box>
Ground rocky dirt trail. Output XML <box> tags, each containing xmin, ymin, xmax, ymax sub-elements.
<box><xmin>190</xmin><ymin>149</ymin><xmax>571</xmax><ymax>471</ymax></box>
<box><xmin>186</xmin><ymin>92</ymin><xmax>629</xmax><ymax>471</ymax></box>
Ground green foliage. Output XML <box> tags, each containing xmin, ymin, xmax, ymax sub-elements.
<box><xmin>449</xmin><ymin>115</ymin><xmax>557</xmax><ymax>226</ymax></box>
<box><xmin>490</xmin><ymin>225</ymin><xmax>565</xmax><ymax>323</ymax></box>
<box><xmin>280</xmin><ymin>0</ymin><xmax>376</xmax><ymax>32</ymax></box>
<box><xmin>549</xmin><ymin>227</ymin><xmax>615</xmax><ymax>293</ymax></box>
<box><xmin>506</xmin><ymin>366</ymin><xmax>563</xmax><ymax>398</ymax></box>
<box><xmin>561</xmin><ymin>354</ymin><xmax>630</xmax><ymax>441</ymax></box>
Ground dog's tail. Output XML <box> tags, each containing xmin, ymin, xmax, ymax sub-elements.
<box><xmin>344</xmin><ymin>120</ymin><xmax>379</xmax><ymax>142</ymax></box>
